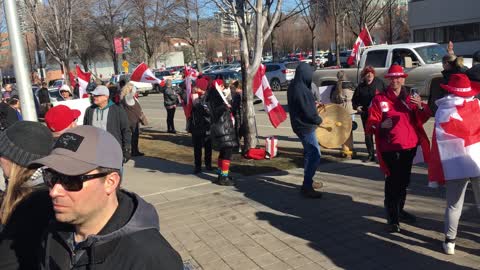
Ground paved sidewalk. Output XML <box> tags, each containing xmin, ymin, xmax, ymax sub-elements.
<box><xmin>123</xmin><ymin>157</ymin><xmax>480</xmax><ymax>270</ymax></box>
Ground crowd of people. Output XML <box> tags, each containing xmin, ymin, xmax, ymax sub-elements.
<box><xmin>0</xmin><ymin>47</ymin><xmax>478</xmax><ymax>270</ymax></box>
<box><xmin>289</xmin><ymin>51</ymin><xmax>480</xmax><ymax>256</ymax></box>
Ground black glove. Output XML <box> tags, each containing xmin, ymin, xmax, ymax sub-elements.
<box><xmin>123</xmin><ymin>149</ymin><xmax>131</xmax><ymax>163</ymax></box>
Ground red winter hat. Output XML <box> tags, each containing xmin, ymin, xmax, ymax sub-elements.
<box><xmin>440</xmin><ymin>73</ymin><xmax>480</xmax><ymax>97</ymax></box>
<box><xmin>384</xmin><ymin>64</ymin><xmax>408</xmax><ymax>78</ymax></box>
<box><xmin>214</xmin><ymin>79</ymin><xmax>224</xmax><ymax>88</ymax></box>
<box><xmin>195</xmin><ymin>78</ymin><xmax>209</xmax><ymax>91</ymax></box>
<box><xmin>45</xmin><ymin>105</ymin><xmax>81</xmax><ymax>132</ymax></box>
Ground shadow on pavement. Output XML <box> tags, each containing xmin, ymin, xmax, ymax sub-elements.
<box><xmin>234</xmin><ymin>174</ymin><xmax>479</xmax><ymax>269</ymax></box>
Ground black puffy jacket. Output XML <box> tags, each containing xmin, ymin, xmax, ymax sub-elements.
<box><xmin>190</xmin><ymin>95</ymin><xmax>211</xmax><ymax>136</ymax></box>
<box><xmin>207</xmin><ymin>88</ymin><xmax>238</xmax><ymax>149</ymax></box>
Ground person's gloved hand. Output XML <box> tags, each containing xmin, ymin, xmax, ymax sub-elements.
<box><xmin>123</xmin><ymin>150</ymin><xmax>131</xmax><ymax>163</ymax></box>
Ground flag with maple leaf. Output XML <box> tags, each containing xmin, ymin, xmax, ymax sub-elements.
<box><xmin>429</xmin><ymin>96</ymin><xmax>480</xmax><ymax>184</ymax></box>
<box><xmin>253</xmin><ymin>64</ymin><xmax>287</xmax><ymax>128</ymax></box>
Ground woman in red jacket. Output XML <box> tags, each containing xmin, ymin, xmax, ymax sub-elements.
<box><xmin>367</xmin><ymin>65</ymin><xmax>431</xmax><ymax>233</ymax></box>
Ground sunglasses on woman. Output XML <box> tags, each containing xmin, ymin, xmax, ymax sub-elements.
<box><xmin>42</xmin><ymin>169</ymin><xmax>109</xmax><ymax>192</ymax></box>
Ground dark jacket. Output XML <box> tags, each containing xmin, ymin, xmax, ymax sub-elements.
<box><xmin>190</xmin><ymin>95</ymin><xmax>211</xmax><ymax>136</ymax></box>
<box><xmin>38</xmin><ymin>87</ymin><xmax>51</xmax><ymax>104</ymax></box>
<box><xmin>466</xmin><ymin>64</ymin><xmax>480</xmax><ymax>99</ymax></box>
<box><xmin>207</xmin><ymin>88</ymin><xmax>238</xmax><ymax>149</ymax></box>
<box><xmin>40</xmin><ymin>190</ymin><xmax>183</xmax><ymax>270</ymax></box>
<box><xmin>84</xmin><ymin>101</ymin><xmax>132</xmax><ymax>156</ymax></box>
<box><xmin>163</xmin><ymin>87</ymin><xmax>178</xmax><ymax>107</ymax></box>
<box><xmin>352</xmin><ymin>77</ymin><xmax>386</xmax><ymax>111</ymax></box>
<box><xmin>0</xmin><ymin>102</ymin><xmax>19</xmax><ymax>130</ymax></box>
<box><xmin>0</xmin><ymin>187</ymin><xmax>53</xmax><ymax>270</ymax></box>
<box><xmin>287</xmin><ymin>63</ymin><xmax>322</xmax><ymax>135</ymax></box>
<box><xmin>121</xmin><ymin>99</ymin><xmax>143</xmax><ymax>130</ymax></box>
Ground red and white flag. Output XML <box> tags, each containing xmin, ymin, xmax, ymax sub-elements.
<box><xmin>428</xmin><ymin>96</ymin><xmax>480</xmax><ymax>186</ymax></box>
<box><xmin>347</xmin><ymin>26</ymin><xmax>373</xmax><ymax>66</ymax></box>
<box><xmin>131</xmin><ymin>63</ymin><xmax>165</xmax><ymax>86</ymax></box>
<box><xmin>253</xmin><ymin>65</ymin><xmax>287</xmax><ymax>128</ymax></box>
<box><xmin>76</xmin><ymin>65</ymin><xmax>91</xmax><ymax>98</ymax></box>
<box><xmin>183</xmin><ymin>65</ymin><xmax>197</xmax><ymax>119</ymax></box>
<box><xmin>68</xmin><ymin>71</ymin><xmax>76</xmax><ymax>89</ymax></box>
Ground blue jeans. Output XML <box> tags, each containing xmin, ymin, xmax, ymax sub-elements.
<box><xmin>296</xmin><ymin>130</ymin><xmax>321</xmax><ymax>189</ymax></box>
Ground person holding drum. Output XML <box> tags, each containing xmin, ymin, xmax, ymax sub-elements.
<box><xmin>288</xmin><ymin>63</ymin><xmax>323</xmax><ymax>198</ymax></box>
<box><xmin>366</xmin><ymin>64</ymin><xmax>431</xmax><ymax>233</ymax></box>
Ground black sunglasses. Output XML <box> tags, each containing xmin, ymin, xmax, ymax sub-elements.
<box><xmin>42</xmin><ymin>169</ymin><xmax>109</xmax><ymax>192</ymax></box>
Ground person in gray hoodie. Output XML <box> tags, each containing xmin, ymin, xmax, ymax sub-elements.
<box><xmin>30</xmin><ymin>126</ymin><xmax>183</xmax><ymax>270</ymax></box>
<box><xmin>287</xmin><ymin>63</ymin><xmax>323</xmax><ymax>198</ymax></box>
<box><xmin>84</xmin><ymin>85</ymin><xmax>132</xmax><ymax>163</ymax></box>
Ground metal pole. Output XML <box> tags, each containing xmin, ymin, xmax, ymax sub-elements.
<box><xmin>4</xmin><ymin>0</ymin><xmax>37</xmax><ymax>121</ymax></box>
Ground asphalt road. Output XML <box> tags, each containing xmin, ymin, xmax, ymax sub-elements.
<box><xmin>138</xmin><ymin>91</ymin><xmax>436</xmax><ymax>156</ymax></box>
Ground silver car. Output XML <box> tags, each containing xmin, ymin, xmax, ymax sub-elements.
<box><xmin>265</xmin><ymin>62</ymin><xmax>296</xmax><ymax>91</ymax></box>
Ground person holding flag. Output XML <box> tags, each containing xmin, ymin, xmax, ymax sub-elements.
<box><xmin>207</xmin><ymin>79</ymin><xmax>237</xmax><ymax>186</ymax></box>
<box><xmin>427</xmin><ymin>74</ymin><xmax>480</xmax><ymax>255</ymax></box>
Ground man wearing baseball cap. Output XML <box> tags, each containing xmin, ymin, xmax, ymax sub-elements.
<box><xmin>30</xmin><ymin>126</ymin><xmax>183</xmax><ymax>269</ymax></box>
<box><xmin>45</xmin><ymin>105</ymin><xmax>81</xmax><ymax>138</ymax></box>
<box><xmin>84</xmin><ymin>85</ymin><xmax>131</xmax><ymax>162</ymax></box>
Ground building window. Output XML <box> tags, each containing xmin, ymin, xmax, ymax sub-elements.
<box><xmin>414</xmin><ymin>22</ymin><xmax>480</xmax><ymax>43</ymax></box>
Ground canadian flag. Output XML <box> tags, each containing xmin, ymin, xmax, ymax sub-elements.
<box><xmin>131</xmin><ymin>62</ymin><xmax>165</xmax><ymax>86</ymax></box>
<box><xmin>68</xmin><ymin>71</ymin><xmax>76</xmax><ymax>89</ymax></box>
<box><xmin>428</xmin><ymin>96</ymin><xmax>480</xmax><ymax>186</ymax></box>
<box><xmin>183</xmin><ymin>65</ymin><xmax>198</xmax><ymax>119</ymax></box>
<box><xmin>347</xmin><ymin>27</ymin><xmax>373</xmax><ymax>66</ymax></box>
<box><xmin>253</xmin><ymin>65</ymin><xmax>287</xmax><ymax>128</ymax></box>
<box><xmin>76</xmin><ymin>65</ymin><xmax>91</xmax><ymax>98</ymax></box>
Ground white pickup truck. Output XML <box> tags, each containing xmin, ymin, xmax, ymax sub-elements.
<box><xmin>313</xmin><ymin>42</ymin><xmax>472</xmax><ymax>97</ymax></box>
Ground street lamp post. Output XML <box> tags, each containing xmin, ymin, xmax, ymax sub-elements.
<box><xmin>4</xmin><ymin>0</ymin><xmax>37</xmax><ymax>121</ymax></box>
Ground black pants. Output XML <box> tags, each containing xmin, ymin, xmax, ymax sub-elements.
<box><xmin>192</xmin><ymin>133</ymin><xmax>212</xmax><ymax>169</ymax></box>
<box><xmin>381</xmin><ymin>148</ymin><xmax>417</xmax><ymax>225</ymax></box>
<box><xmin>361</xmin><ymin>112</ymin><xmax>374</xmax><ymax>156</ymax></box>
<box><xmin>219</xmin><ymin>147</ymin><xmax>233</xmax><ymax>161</ymax></box>
<box><xmin>166</xmin><ymin>108</ymin><xmax>176</xmax><ymax>131</ymax></box>
<box><xmin>131</xmin><ymin>123</ymin><xmax>140</xmax><ymax>154</ymax></box>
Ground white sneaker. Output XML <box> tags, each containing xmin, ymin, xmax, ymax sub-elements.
<box><xmin>442</xmin><ymin>242</ymin><xmax>455</xmax><ymax>255</ymax></box>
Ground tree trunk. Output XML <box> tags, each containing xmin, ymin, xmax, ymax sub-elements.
<box><xmin>334</xmin><ymin>14</ymin><xmax>340</xmax><ymax>67</ymax></box>
<box><xmin>80</xmin><ymin>57</ymin><xmax>89</xmax><ymax>72</ymax></box>
<box><xmin>311</xmin><ymin>28</ymin><xmax>316</xmax><ymax>64</ymax></box>
<box><xmin>242</xmin><ymin>66</ymin><xmax>256</xmax><ymax>151</ymax></box>
<box><xmin>271</xmin><ymin>29</ymin><xmax>278</xmax><ymax>62</ymax></box>
<box><xmin>62</xmin><ymin>60</ymin><xmax>71</xmax><ymax>85</ymax></box>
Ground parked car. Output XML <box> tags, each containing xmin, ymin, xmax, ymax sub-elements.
<box><xmin>110</xmin><ymin>73</ymin><xmax>153</xmax><ymax>96</ymax></box>
<box><xmin>264</xmin><ymin>62</ymin><xmax>295</xmax><ymax>91</ymax></box>
<box><xmin>203</xmin><ymin>70</ymin><xmax>241</xmax><ymax>85</ymax></box>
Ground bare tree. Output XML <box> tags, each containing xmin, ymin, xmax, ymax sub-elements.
<box><xmin>298</xmin><ymin>0</ymin><xmax>322</xmax><ymax>62</ymax></box>
<box><xmin>267</xmin><ymin>8</ymin><xmax>302</xmax><ymax>62</ymax></box>
<box><xmin>129</xmin><ymin>0</ymin><xmax>176</xmax><ymax>67</ymax></box>
<box><xmin>92</xmin><ymin>0</ymin><xmax>130</xmax><ymax>75</ymax></box>
<box><xmin>319</xmin><ymin>0</ymin><xmax>347</xmax><ymax>66</ymax></box>
<box><xmin>173</xmin><ymin>0</ymin><xmax>212</xmax><ymax>72</ymax></box>
<box><xmin>24</xmin><ymin>0</ymin><xmax>76</xmax><ymax>84</ymax></box>
<box><xmin>213</xmin><ymin>0</ymin><xmax>284</xmax><ymax>149</ymax></box>
<box><xmin>344</xmin><ymin>0</ymin><xmax>393</xmax><ymax>37</ymax></box>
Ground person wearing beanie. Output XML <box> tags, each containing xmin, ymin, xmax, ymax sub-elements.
<box><xmin>207</xmin><ymin>79</ymin><xmax>237</xmax><ymax>186</ymax></box>
<box><xmin>0</xmin><ymin>121</ymin><xmax>54</xmax><ymax>270</ymax></box>
<box><xmin>84</xmin><ymin>85</ymin><xmax>132</xmax><ymax>163</ymax></box>
<box><xmin>427</xmin><ymin>74</ymin><xmax>480</xmax><ymax>255</ymax></box>
<box><xmin>189</xmin><ymin>80</ymin><xmax>212</xmax><ymax>174</ymax></box>
<box><xmin>120</xmin><ymin>82</ymin><xmax>146</xmax><ymax>157</ymax></box>
<box><xmin>45</xmin><ymin>105</ymin><xmax>81</xmax><ymax>138</ymax></box>
<box><xmin>163</xmin><ymin>79</ymin><xmax>178</xmax><ymax>133</ymax></box>
<box><xmin>330</xmin><ymin>71</ymin><xmax>356</xmax><ymax>159</ymax></box>
<box><xmin>367</xmin><ymin>64</ymin><xmax>431</xmax><ymax>233</ymax></box>
<box><xmin>352</xmin><ymin>65</ymin><xmax>386</xmax><ymax>162</ymax></box>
